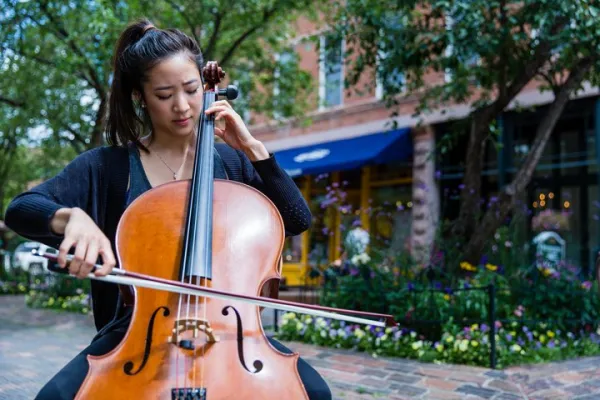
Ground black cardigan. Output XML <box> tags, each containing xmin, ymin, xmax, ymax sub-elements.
<box><xmin>5</xmin><ymin>143</ymin><xmax>311</xmax><ymax>331</ymax></box>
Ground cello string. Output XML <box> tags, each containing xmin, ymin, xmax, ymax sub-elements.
<box><xmin>198</xmin><ymin>85</ymin><xmax>214</xmax><ymax>393</ymax></box>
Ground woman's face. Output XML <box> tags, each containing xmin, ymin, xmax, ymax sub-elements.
<box><xmin>141</xmin><ymin>52</ymin><xmax>203</xmax><ymax>140</ymax></box>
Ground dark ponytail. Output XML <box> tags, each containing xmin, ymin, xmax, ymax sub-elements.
<box><xmin>105</xmin><ymin>18</ymin><xmax>204</xmax><ymax>151</ymax></box>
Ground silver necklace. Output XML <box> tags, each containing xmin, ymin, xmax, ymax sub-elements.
<box><xmin>152</xmin><ymin>148</ymin><xmax>187</xmax><ymax>180</ymax></box>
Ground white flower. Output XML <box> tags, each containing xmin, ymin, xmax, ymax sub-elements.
<box><xmin>351</xmin><ymin>252</ymin><xmax>371</xmax><ymax>265</ymax></box>
<box><xmin>345</xmin><ymin>227</ymin><xmax>370</xmax><ymax>256</ymax></box>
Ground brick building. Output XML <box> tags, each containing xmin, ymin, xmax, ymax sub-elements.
<box><xmin>248</xmin><ymin>16</ymin><xmax>600</xmax><ymax>283</ymax></box>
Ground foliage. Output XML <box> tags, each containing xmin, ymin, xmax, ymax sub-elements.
<box><xmin>1</xmin><ymin>266</ymin><xmax>91</xmax><ymax>314</ymax></box>
<box><xmin>276</xmin><ymin>313</ymin><xmax>600</xmax><ymax>369</ymax></box>
<box><xmin>0</xmin><ymin>0</ymin><xmax>321</xmax><ymax>152</ymax></box>
<box><xmin>26</xmin><ymin>290</ymin><xmax>91</xmax><ymax>314</ymax></box>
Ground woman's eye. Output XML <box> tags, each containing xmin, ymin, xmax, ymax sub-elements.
<box><xmin>157</xmin><ymin>95</ymin><xmax>172</xmax><ymax>100</ymax></box>
<box><xmin>187</xmin><ymin>88</ymin><xmax>199</xmax><ymax>95</ymax></box>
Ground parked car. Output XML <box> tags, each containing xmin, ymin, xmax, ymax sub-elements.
<box><xmin>11</xmin><ymin>241</ymin><xmax>58</xmax><ymax>275</ymax></box>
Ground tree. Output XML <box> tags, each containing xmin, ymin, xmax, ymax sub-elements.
<box><xmin>0</xmin><ymin>0</ymin><xmax>319</xmax><ymax>152</ymax></box>
<box><xmin>326</xmin><ymin>0</ymin><xmax>600</xmax><ymax>264</ymax></box>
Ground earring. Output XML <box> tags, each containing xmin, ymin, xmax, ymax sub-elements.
<box><xmin>141</xmin><ymin>103</ymin><xmax>146</xmax><ymax>108</ymax></box>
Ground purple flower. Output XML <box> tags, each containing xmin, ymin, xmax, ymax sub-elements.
<box><xmin>480</xmin><ymin>324</ymin><xmax>489</xmax><ymax>333</ymax></box>
<box><xmin>505</xmin><ymin>334</ymin><xmax>513</xmax><ymax>341</ymax></box>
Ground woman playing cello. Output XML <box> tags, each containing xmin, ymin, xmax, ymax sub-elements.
<box><xmin>5</xmin><ymin>18</ymin><xmax>331</xmax><ymax>400</ymax></box>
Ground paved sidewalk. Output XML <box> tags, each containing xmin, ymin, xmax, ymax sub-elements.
<box><xmin>1</xmin><ymin>295</ymin><xmax>600</xmax><ymax>399</ymax></box>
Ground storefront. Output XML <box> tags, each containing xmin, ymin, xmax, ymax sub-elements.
<box><xmin>272</xmin><ymin>127</ymin><xmax>414</xmax><ymax>285</ymax></box>
<box><xmin>438</xmin><ymin>96</ymin><xmax>600</xmax><ymax>275</ymax></box>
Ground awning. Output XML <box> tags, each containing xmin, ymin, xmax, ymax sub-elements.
<box><xmin>274</xmin><ymin>127</ymin><xmax>412</xmax><ymax>177</ymax></box>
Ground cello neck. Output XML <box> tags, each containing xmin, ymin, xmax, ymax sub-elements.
<box><xmin>180</xmin><ymin>88</ymin><xmax>217</xmax><ymax>281</ymax></box>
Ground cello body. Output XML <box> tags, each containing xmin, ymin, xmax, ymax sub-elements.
<box><xmin>76</xmin><ymin>179</ymin><xmax>309</xmax><ymax>399</ymax></box>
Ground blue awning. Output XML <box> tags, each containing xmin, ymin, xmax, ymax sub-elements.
<box><xmin>274</xmin><ymin>127</ymin><xmax>412</xmax><ymax>177</ymax></box>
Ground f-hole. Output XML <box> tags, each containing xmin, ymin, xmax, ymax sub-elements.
<box><xmin>222</xmin><ymin>306</ymin><xmax>263</xmax><ymax>373</ymax></box>
<box><xmin>123</xmin><ymin>306</ymin><xmax>170</xmax><ymax>375</ymax></box>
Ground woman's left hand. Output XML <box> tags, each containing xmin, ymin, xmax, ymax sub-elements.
<box><xmin>204</xmin><ymin>100</ymin><xmax>269</xmax><ymax>161</ymax></box>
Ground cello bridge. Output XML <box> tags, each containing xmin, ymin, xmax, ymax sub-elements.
<box><xmin>168</xmin><ymin>318</ymin><xmax>219</xmax><ymax>347</ymax></box>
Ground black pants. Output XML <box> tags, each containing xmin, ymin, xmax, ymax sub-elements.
<box><xmin>35</xmin><ymin>330</ymin><xmax>331</xmax><ymax>400</ymax></box>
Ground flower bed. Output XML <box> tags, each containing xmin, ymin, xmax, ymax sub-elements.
<box><xmin>275</xmin><ymin>313</ymin><xmax>600</xmax><ymax>368</ymax></box>
<box><xmin>25</xmin><ymin>289</ymin><xmax>91</xmax><ymax>314</ymax></box>
<box><xmin>0</xmin><ymin>280</ymin><xmax>28</xmax><ymax>294</ymax></box>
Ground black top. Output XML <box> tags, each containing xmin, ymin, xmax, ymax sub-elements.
<box><xmin>5</xmin><ymin>143</ymin><xmax>311</xmax><ymax>332</ymax></box>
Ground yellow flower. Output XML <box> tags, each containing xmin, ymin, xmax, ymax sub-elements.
<box><xmin>510</xmin><ymin>331</ymin><xmax>516</xmax><ymax>337</ymax></box>
<box><xmin>282</xmin><ymin>313</ymin><xmax>297</xmax><ymax>321</ymax></box>
<box><xmin>460</xmin><ymin>261</ymin><xmax>477</xmax><ymax>271</ymax></box>
<box><xmin>510</xmin><ymin>344</ymin><xmax>522</xmax><ymax>352</ymax></box>
<box><xmin>459</xmin><ymin>339</ymin><xmax>469</xmax><ymax>352</ymax></box>
<box><xmin>446</xmin><ymin>336</ymin><xmax>454</xmax><ymax>343</ymax></box>
<box><xmin>547</xmin><ymin>330</ymin><xmax>555</xmax><ymax>338</ymax></box>
<box><xmin>471</xmin><ymin>340</ymin><xmax>479</xmax><ymax>347</ymax></box>
<box><xmin>485</xmin><ymin>263</ymin><xmax>498</xmax><ymax>271</ymax></box>
<box><xmin>412</xmin><ymin>341</ymin><xmax>423</xmax><ymax>350</ymax></box>
<box><xmin>540</xmin><ymin>335</ymin><xmax>546</xmax><ymax>343</ymax></box>
<box><xmin>471</xmin><ymin>324</ymin><xmax>479</xmax><ymax>331</ymax></box>
<box><xmin>435</xmin><ymin>344</ymin><xmax>444</xmax><ymax>352</ymax></box>
<box><xmin>443</xmin><ymin>294</ymin><xmax>450</xmax><ymax>301</ymax></box>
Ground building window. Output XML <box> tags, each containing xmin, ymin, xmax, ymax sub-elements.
<box><xmin>444</xmin><ymin>11</ymin><xmax>480</xmax><ymax>83</ymax></box>
<box><xmin>376</xmin><ymin>15</ymin><xmax>405</xmax><ymax>99</ymax></box>
<box><xmin>273</xmin><ymin>50</ymin><xmax>295</xmax><ymax>119</ymax></box>
<box><xmin>319</xmin><ymin>34</ymin><xmax>343</xmax><ymax>109</ymax></box>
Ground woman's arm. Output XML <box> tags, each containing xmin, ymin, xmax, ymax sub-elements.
<box><xmin>5</xmin><ymin>149</ymin><xmax>98</xmax><ymax>244</ymax></box>
<box><xmin>5</xmin><ymin>147</ymin><xmax>116</xmax><ymax>278</ymax></box>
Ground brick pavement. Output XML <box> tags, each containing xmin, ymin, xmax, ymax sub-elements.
<box><xmin>1</xmin><ymin>295</ymin><xmax>600</xmax><ymax>399</ymax></box>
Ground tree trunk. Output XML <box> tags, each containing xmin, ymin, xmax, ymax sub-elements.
<box><xmin>462</xmin><ymin>57</ymin><xmax>594</xmax><ymax>263</ymax></box>
<box><xmin>451</xmin><ymin>37</ymin><xmax>558</xmax><ymax>242</ymax></box>
<box><xmin>451</xmin><ymin>115</ymin><xmax>489</xmax><ymax>239</ymax></box>
<box><xmin>411</xmin><ymin>125</ymin><xmax>439</xmax><ymax>265</ymax></box>
<box><xmin>90</xmin><ymin>96</ymin><xmax>107</xmax><ymax>148</ymax></box>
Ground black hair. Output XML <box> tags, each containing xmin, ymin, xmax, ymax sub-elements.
<box><xmin>105</xmin><ymin>18</ymin><xmax>204</xmax><ymax>152</ymax></box>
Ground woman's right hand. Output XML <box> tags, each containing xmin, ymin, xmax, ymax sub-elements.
<box><xmin>51</xmin><ymin>207</ymin><xmax>116</xmax><ymax>279</ymax></box>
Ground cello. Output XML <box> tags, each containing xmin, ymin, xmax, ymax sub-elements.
<box><xmin>40</xmin><ymin>61</ymin><xmax>396</xmax><ymax>399</ymax></box>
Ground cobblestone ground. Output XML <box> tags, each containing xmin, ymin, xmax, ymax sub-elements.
<box><xmin>2</xmin><ymin>295</ymin><xmax>600</xmax><ymax>399</ymax></box>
